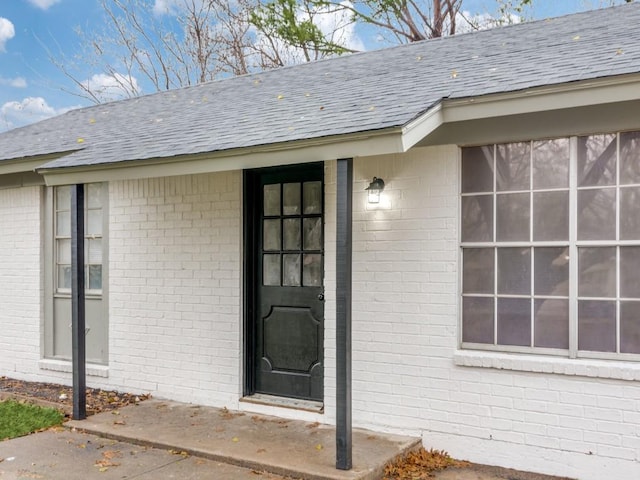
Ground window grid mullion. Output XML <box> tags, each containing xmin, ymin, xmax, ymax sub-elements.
<box><xmin>569</xmin><ymin>136</ymin><xmax>578</xmax><ymax>358</ymax></box>
<box><xmin>616</xmin><ymin>133</ymin><xmax>621</xmax><ymax>354</ymax></box>
<box><xmin>493</xmin><ymin>147</ymin><xmax>498</xmax><ymax>346</ymax></box>
<box><xmin>529</xmin><ymin>142</ymin><xmax>534</xmax><ymax>347</ymax></box>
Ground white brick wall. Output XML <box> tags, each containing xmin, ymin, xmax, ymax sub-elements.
<box><xmin>0</xmin><ymin>186</ymin><xmax>43</xmax><ymax>380</ymax></box>
<box><xmin>345</xmin><ymin>146</ymin><xmax>640</xmax><ymax>480</ymax></box>
<box><xmin>106</xmin><ymin>173</ymin><xmax>242</xmax><ymax>406</ymax></box>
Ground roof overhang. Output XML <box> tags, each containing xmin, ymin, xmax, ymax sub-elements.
<box><xmin>37</xmin><ymin>72</ymin><xmax>640</xmax><ymax>186</ymax></box>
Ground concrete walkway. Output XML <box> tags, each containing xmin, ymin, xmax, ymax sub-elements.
<box><xmin>66</xmin><ymin>399</ymin><xmax>420</xmax><ymax>480</ymax></box>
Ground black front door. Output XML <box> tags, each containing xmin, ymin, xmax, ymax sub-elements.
<box><xmin>245</xmin><ymin>163</ymin><xmax>324</xmax><ymax>401</ymax></box>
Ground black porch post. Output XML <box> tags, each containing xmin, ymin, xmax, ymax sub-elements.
<box><xmin>336</xmin><ymin>158</ymin><xmax>353</xmax><ymax>470</ymax></box>
<box><xmin>71</xmin><ymin>184</ymin><xmax>86</xmax><ymax>420</ymax></box>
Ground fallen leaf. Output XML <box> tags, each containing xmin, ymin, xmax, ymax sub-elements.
<box><xmin>315</xmin><ymin>444</ymin><xmax>323</xmax><ymax>450</ymax></box>
<box><xmin>573</xmin><ymin>35</ymin><xmax>580</xmax><ymax>40</ymax></box>
<box><xmin>277</xmin><ymin>94</ymin><xmax>284</xmax><ymax>100</ymax></box>
<box><xmin>257</xmin><ymin>448</ymin><xmax>267</xmax><ymax>454</ymax></box>
<box><xmin>113</xmin><ymin>420</ymin><xmax>126</xmax><ymax>425</ymax></box>
<box><xmin>77</xmin><ymin>138</ymin><xmax>84</xmax><ymax>143</ymax></box>
<box><xmin>451</xmin><ymin>70</ymin><xmax>458</xmax><ymax>79</ymax></box>
<box><xmin>232</xmin><ymin>437</ymin><xmax>240</xmax><ymax>443</ymax></box>
<box><xmin>616</xmin><ymin>48</ymin><xmax>624</xmax><ymax>55</ymax></box>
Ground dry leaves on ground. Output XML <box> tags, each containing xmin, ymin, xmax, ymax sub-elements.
<box><xmin>384</xmin><ymin>448</ymin><xmax>468</xmax><ymax>480</ymax></box>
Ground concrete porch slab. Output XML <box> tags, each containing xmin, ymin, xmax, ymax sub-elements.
<box><xmin>67</xmin><ymin>399</ymin><xmax>420</xmax><ymax>480</ymax></box>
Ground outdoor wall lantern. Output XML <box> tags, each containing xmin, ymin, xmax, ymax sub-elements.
<box><xmin>366</xmin><ymin>177</ymin><xmax>385</xmax><ymax>204</ymax></box>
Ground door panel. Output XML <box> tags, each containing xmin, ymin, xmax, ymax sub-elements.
<box><xmin>246</xmin><ymin>164</ymin><xmax>324</xmax><ymax>401</ymax></box>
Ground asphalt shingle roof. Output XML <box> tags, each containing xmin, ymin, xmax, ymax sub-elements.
<box><xmin>2</xmin><ymin>2</ymin><xmax>640</xmax><ymax>170</ymax></box>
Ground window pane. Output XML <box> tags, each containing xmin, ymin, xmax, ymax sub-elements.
<box><xmin>577</xmin><ymin>134</ymin><xmax>616</xmax><ymax>187</ymax></box>
<box><xmin>461</xmin><ymin>146</ymin><xmax>494</xmax><ymax>193</ymax></box>
<box><xmin>283</xmin><ymin>183</ymin><xmax>301</xmax><ymax>215</ymax></box>
<box><xmin>283</xmin><ymin>254</ymin><xmax>301</xmax><ymax>286</ymax></box>
<box><xmin>88</xmin><ymin>265</ymin><xmax>102</xmax><ymax>290</ymax></box>
<box><xmin>283</xmin><ymin>218</ymin><xmax>301</xmax><ymax>250</ymax></box>
<box><xmin>263</xmin><ymin>219</ymin><xmax>281</xmax><ymax>251</ymax></box>
<box><xmin>263</xmin><ymin>254</ymin><xmax>280</xmax><ymax>286</ymax></box>
<box><xmin>620</xmin><ymin>131</ymin><xmax>640</xmax><ymax>185</ymax></box>
<box><xmin>264</xmin><ymin>184</ymin><xmax>280</xmax><ymax>216</ymax></box>
<box><xmin>496</xmin><ymin>142</ymin><xmax>530</xmax><ymax>191</ymax></box>
<box><xmin>87</xmin><ymin>238</ymin><xmax>102</xmax><ymax>264</ymax></box>
<box><xmin>621</xmin><ymin>301</ymin><xmax>640</xmax><ymax>354</ymax></box>
<box><xmin>462</xmin><ymin>297</ymin><xmax>494</xmax><ymax>344</ymax></box>
<box><xmin>532</xmin><ymin>139</ymin><xmax>569</xmax><ymax>189</ymax></box>
<box><xmin>87</xmin><ymin>209</ymin><xmax>102</xmax><ymax>236</ymax></box>
<box><xmin>58</xmin><ymin>265</ymin><xmax>71</xmax><ymax>290</ymax></box>
<box><xmin>461</xmin><ymin>195</ymin><xmax>493</xmax><ymax>242</ymax></box>
<box><xmin>303</xmin><ymin>181</ymin><xmax>322</xmax><ymax>214</ymax></box>
<box><xmin>87</xmin><ymin>183</ymin><xmax>102</xmax><ymax>208</ymax></box>
<box><xmin>533</xmin><ymin>191</ymin><xmax>569</xmax><ymax>241</ymax></box>
<box><xmin>620</xmin><ymin>187</ymin><xmax>640</xmax><ymax>240</ymax></box>
<box><xmin>534</xmin><ymin>299</ymin><xmax>569</xmax><ymax>349</ymax></box>
<box><xmin>303</xmin><ymin>254</ymin><xmax>322</xmax><ymax>286</ymax></box>
<box><xmin>57</xmin><ymin>238</ymin><xmax>71</xmax><ymax>264</ymax></box>
<box><xmin>578</xmin><ymin>300</ymin><xmax>616</xmax><ymax>352</ymax></box>
<box><xmin>497</xmin><ymin>247</ymin><xmax>531</xmax><ymax>295</ymax></box>
<box><xmin>496</xmin><ymin>193</ymin><xmax>529</xmax><ymax>242</ymax></box>
<box><xmin>497</xmin><ymin>298</ymin><xmax>531</xmax><ymax>346</ymax></box>
<box><xmin>620</xmin><ymin>247</ymin><xmax>640</xmax><ymax>298</ymax></box>
<box><xmin>462</xmin><ymin>248</ymin><xmax>494</xmax><ymax>294</ymax></box>
<box><xmin>534</xmin><ymin>247</ymin><xmax>569</xmax><ymax>296</ymax></box>
<box><xmin>578</xmin><ymin>247</ymin><xmax>616</xmax><ymax>298</ymax></box>
<box><xmin>577</xmin><ymin>188</ymin><xmax>616</xmax><ymax>240</ymax></box>
<box><xmin>56</xmin><ymin>211</ymin><xmax>70</xmax><ymax>237</ymax></box>
<box><xmin>303</xmin><ymin>217</ymin><xmax>322</xmax><ymax>250</ymax></box>
<box><xmin>56</xmin><ymin>186</ymin><xmax>70</xmax><ymax>209</ymax></box>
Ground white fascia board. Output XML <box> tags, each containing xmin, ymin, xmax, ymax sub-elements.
<box><xmin>401</xmin><ymin>104</ymin><xmax>444</xmax><ymax>151</ymax></box>
<box><xmin>40</xmin><ymin>129</ymin><xmax>404</xmax><ymax>186</ymax></box>
<box><xmin>442</xmin><ymin>74</ymin><xmax>640</xmax><ymax>123</ymax></box>
<box><xmin>0</xmin><ymin>157</ymin><xmax>54</xmax><ymax>175</ymax></box>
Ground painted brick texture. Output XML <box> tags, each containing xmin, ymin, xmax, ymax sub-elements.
<box><xmin>107</xmin><ymin>173</ymin><xmax>242</xmax><ymax>406</ymax></box>
<box><xmin>346</xmin><ymin>146</ymin><xmax>640</xmax><ymax>480</ymax></box>
<box><xmin>0</xmin><ymin>187</ymin><xmax>42</xmax><ymax>379</ymax></box>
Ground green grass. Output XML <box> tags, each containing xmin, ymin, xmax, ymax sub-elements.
<box><xmin>0</xmin><ymin>400</ymin><xmax>64</xmax><ymax>440</ymax></box>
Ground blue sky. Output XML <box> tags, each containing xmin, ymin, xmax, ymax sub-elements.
<box><xmin>0</xmin><ymin>0</ymin><xmax>622</xmax><ymax>132</ymax></box>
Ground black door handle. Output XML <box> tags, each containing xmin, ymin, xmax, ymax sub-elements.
<box><xmin>318</xmin><ymin>293</ymin><xmax>325</xmax><ymax>301</ymax></box>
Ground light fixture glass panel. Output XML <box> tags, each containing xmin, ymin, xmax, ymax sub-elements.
<box><xmin>496</xmin><ymin>192</ymin><xmax>530</xmax><ymax>242</ymax></box>
<box><xmin>532</xmin><ymin>138</ymin><xmax>569</xmax><ymax>189</ymax></box>
<box><xmin>462</xmin><ymin>248</ymin><xmax>494</xmax><ymax>294</ymax></box>
<box><xmin>263</xmin><ymin>254</ymin><xmax>281</xmax><ymax>286</ymax></box>
<box><xmin>303</xmin><ymin>254</ymin><xmax>322</xmax><ymax>286</ymax></box>
<box><xmin>303</xmin><ymin>181</ymin><xmax>322</xmax><ymax>214</ymax></box>
<box><xmin>461</xmin><ymin>195</ymin><xmax>493</xmax><ymax>242</ymax></box>
<box><xmin>303</xmin><ymin>217</ymin><xmax>322</xmax><ymax>250</ymax></box>
<box><xmin>578</xmin><ymin>247</ymin><xmax>616</xmax><ymax>298</ymax></box>
<box><xmin>534</xmin><ymin>247</ymin><xmax>569</xmax><ymax>296</ymax></box>
<box><xmin>497</xmin><ymin>297</ymin><xmax>531</xmax><ymax>346</ymax></box>
<box><xmin>283</xmin><ymin>183</ymin><xmax>301</xmax><ymax>215</ymax></box>
<box><xmin>577</xmin><ymin>188</ymin><xmax>616</xmax><ymax>240</ymax></box>
<box><xmin>263</xmin><ymin>184</ymin><xmax>280</xmax><ymax>216</ymax></box>
<box><xmin>533</xmin><ymin>191</ymin><xmax>569</xmax><ymax>241</ymax></box>
<box><xmin>283</xmin><ymin>218</ymin><xmax>301</xmax><ymax>250</ymax></box>
<box><xmin>497</xmin><ymin>247</ymin><xmax>531</xmax><ymax>295</ymax></box>
<box><xmin>496</xmin><ymin>142</ymin><xmax>530</xmax><ymax>191</ymax></box>
<box><xmin>461</xmin><ymin>146</ymin><xmax>494</xmax><ymax>193</ymax></box>
<box><xmin>534</xmin><ymin>299</ymin><xmax>569</xmax><ymax>349</ymax></box>
<box><xmin>578</xmin><ymin>300</ymin><xmax>616</xmax><ymax>352</ymax></box>
<box><xmin>577</xmin><ymin>134</ymin><xmax>616</xmax><ymax>187</ymax></box>
<box><xmin>263</xmin><ymin>219</ymin><xmax>281</xmax><ymax>251</ymax></box>
<box><xmin>283</xmin><ymin>254</ymin><xmax>301</xmax><ymax>286</ymax></box>
<box><xmin>462</xmin><ymin>297</ymin><xmax>494</xmax><ymax>344</ymax></box>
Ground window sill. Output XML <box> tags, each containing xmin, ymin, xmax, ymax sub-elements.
<box><xmin>38</xmin><ymin>359</ymin><xmax>109</xmax><ymax>378</ymax></box>
<box><xmin>454</xmin><ymin>350</ymin><xmax>640</xmax><ymax>381</ymax></box>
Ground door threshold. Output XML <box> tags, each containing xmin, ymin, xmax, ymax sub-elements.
<box><xmin>241</xmin><ymin>394</ymin><xmax>324</xmax><ymax>413</ymax></box>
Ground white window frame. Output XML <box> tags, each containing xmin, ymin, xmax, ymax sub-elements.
<box><xmin>460</xmin><ymin>131</ymin><xmax>640</xmax><ymax>362</ymax></box>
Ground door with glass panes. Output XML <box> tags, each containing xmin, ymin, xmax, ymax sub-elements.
<box><xmin>246</xmin><ymin>163</ymin><xmax>324</xmax><ymax>401</ymax></box>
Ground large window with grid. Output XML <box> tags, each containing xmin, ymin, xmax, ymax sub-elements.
<box><xmin>461</xmin><ymin>131</ymin><xmax>640</xmax><ymax>358</ymax></box>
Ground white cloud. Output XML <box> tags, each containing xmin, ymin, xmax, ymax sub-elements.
<box><xmin>0</xmin><ymin>17</ymin><xmax>15</xmax><ymax>52</ymax></box>
<box><xmin>0</xmin><ymin>97</ymin><xmax>75</xmax><ymax>131</ymax></box>
<box><xmin>81</xmin><ymin>72</ymin><xmax>141</xmax><ymax>103</ymax></box>
<box><xmin>0</xmin><ymin>76</ymin><xmax>27</xmax><ymax>88</ymax></box>
<box><xmin>153</xmin><ymin>0</ymin><xmax>182</xmax><ymax>16</ymax></box>
<box><xmin>26</xmin><ymin>0</ymin><xmax>62</xmax><ymax>10</ymax></box>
